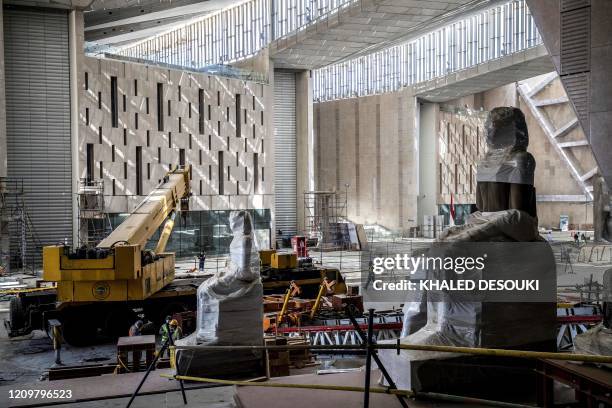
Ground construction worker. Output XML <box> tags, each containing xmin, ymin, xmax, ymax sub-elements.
<box><xmin>159</xmin><ymin>319</ymin><xmax>182</xmax><ymax>357</ymax></box>
<box><xmin>198</xmin><ymin>252</ymin><xmax>206</xmax><ymax>272</ymax></box>
<box><xmin>364</xmin><ymin>260</ymin><xmax>376</xmax><ymax>289</ymax></box>
<box><xmin>169</xmin><ymin>319</ymin><xmax>182</xmax><ymax>340</ymax></box>
<box><xmin>129</xmin><ymin>320</ymin><xmax>144</xmax><ymax>336</ymax></box>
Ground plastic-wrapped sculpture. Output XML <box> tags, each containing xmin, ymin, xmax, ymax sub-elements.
<box><xmin>174</xmin><ymin>211</ymin><xmax>263</xmax><ymax>376</ymax></box>
<box><xmin>593</xmin><ymin>176</ymin><xmax>612</xmax><ymax>242</ymax></box>
<box><xmin>573</xmin><ymin>268</ymin><xmax>612</xmax><ymax>365</ymax></box>
<box><xmin>475</xmin><ymin>107</ymin><xmax>537</xmax><ymax>218</ymax></box>
<box><xmin>378</xmin><ymin>107</ymin><xmax>556</xmax><ymax>391</ymax></box>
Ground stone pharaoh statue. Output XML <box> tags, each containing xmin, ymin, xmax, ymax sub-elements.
<box><xmin>376</xmin><ymin>107</ymin><xmax>556</xmax><ymax>392</ymax></box>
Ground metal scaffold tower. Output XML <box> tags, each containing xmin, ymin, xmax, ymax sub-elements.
<box><xmin>0</xmin><ymin>178</ymin><xmax>40</xmax><ymax>275</ymax></box>
<box><xmin>78</xmin><ymin>179</ymin><xmax>112</xmax><ymax>247</ymax></box>
<box><xmin>303</xmin><ymin>191</ymin><xmax>347</xmax><ymax>251</ymax></box>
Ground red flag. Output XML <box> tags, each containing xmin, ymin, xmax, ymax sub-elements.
<box><xmin>450</xmin><ymin>193</ymin><xmax>455</xmax><ymax>226</ymax></box>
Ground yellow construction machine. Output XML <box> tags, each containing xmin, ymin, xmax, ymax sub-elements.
<box><xmin>43</xmin><ymin>166</ymin><xmax>190</xmax><ymax>304</ymax></box>
<box><xmin>5</xmin><ymin>165</ymin><xmax>346</xmax><ymax>345</ymax></box>
<box><xmin>4</xmin><ymin>166</ymin><xmax>197</xmax><ymax>345</ymax></box>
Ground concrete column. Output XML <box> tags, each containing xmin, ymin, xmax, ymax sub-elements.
<box><xmin>295</xmin><ymin>70</ymin><xmax>313</xmax><ymax>234</ymax></box>
<box><xmin>69</xmin><ymin>10</ymin><xmax>84</xmax><ymax>246</ymax></box>
<box><xmin>417</xmin><ymin>102</ymin><xmax>438</xmax><ymax>227</ymax></box>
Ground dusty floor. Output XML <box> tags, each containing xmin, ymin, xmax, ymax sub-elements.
<box><xmin>0</xmin><ymin>234</ymin><xmax>608</xmax><ymax>395</ymax></box>
<box><xmin>0</xmin><ymin>313</ymin><xmax>117</xmax><ymax>385</ymax></box>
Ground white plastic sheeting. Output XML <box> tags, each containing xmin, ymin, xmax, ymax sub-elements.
<box><xmin>378</xmin><ymin>209</ymin><xmax>556</xmax><ymax>390</ymax></box>
<box><xmin>177</xmin><ymin>210</ymin><xmax>263</xmax><ymax>346</ymax></box>
<box><xmin>573</xmin><ymin>324</ymin><xmax>612</xmax><ymax>368</ymax></box>
<box><xmin>476</xmin><ymin>107</ymin><xmax>536</xmax><ymax>185</ymax></box>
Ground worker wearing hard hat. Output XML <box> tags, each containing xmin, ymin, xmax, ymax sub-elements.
<box><xmin>129</xmin><ymin>320</ymin><xmax>144</xmax><ymax>337</ymax></box>
<box><xmin>159</xmin><ymin>319</ymin><xmax>183</xmax><ymax>357</ymax></box>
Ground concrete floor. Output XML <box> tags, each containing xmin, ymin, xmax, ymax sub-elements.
<box><xmin>58</xmin><ymin>387</ymin><xmax>236</xmax><ymax>408</ymax></box>
<box><xmin>0</xmin><ymin>234</ymin><xmax>608</xmax><ymax>405</ymax></box>
<box><xmin>0</xmin><ymin>313</ymin><xmax>117</xmax><ymax>384</ymax></box>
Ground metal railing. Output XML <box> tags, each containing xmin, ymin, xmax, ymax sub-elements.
<box><xmin>116</xmin><ymin>0</ymin><xmax>542</xmax><ymax>102</ymax></box>
<box><xmin>313</xmin><ymin>0</ymin><xmax>542</xmax><ymax>101</ymax></box>
<box><xmin>271</xmin><ymin>0</ymin><xmax>355</xmax><ymax>38</ymax></box>
<box><xmin>118</xmin><ymin>0</ymin><xmax>271</xmax><ymax>68</ymax></box>
<box><xmin>116</xmin><ymin>0</ymin><xmax>357</xmax><ymax>69</ymax></box>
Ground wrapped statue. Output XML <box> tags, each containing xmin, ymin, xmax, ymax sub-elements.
<box><xmin>174</xmin><ymin>211</ymin><xmax>264</xmax><ymax>377</ymax></box>
<box><xmin>475</xmin><ymin>107</ymin><xmax>537</xmax><ymax>218</ymax></box>
<box><xmin>593</xmin><ymin>176</ymin><xmax>612</xmax><ymax>242</ymax></box>
<box><xmin>378</xmin><ymin>107</ymin><xmax>556</xmax><ymax>392</ymax></box>
<box><xmin>193</xmin><ymin>210</ymin><xmax>262</xmax><ymax>345</ymax></box>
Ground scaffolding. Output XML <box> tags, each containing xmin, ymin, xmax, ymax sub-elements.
<box><xmin>78</xmin><ymin>178</ymin><xmax>112</xmax><ymax>247</ymax></box>
<box><xmin>303</xmin><ymin>191</ymin><xmax>347</xmax><ymax>251</ymax></box>
<box><xmin>0</xmin><ymin>178</ymin><xmax>40</xmax><ymax>275</ymax></box>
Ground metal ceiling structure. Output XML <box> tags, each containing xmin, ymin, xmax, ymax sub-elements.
<box><xmin>116</xmin><ymin>0</ymin><xmax>492</xmax><ymax>69</ymax></box>
<box><xmin>83</xmin><ymin>0</ymin><xmax>240</xmax><ymax>47</ymax></box>
<box><xmin>313</xmin><ymin>0</ymin><xmax>542</xmax><ymax>101</ymax></box>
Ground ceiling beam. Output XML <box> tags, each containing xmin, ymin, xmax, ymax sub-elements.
<box><xmin>85</xmin><ymin>11</ymin><xmax>212</xmax><ymax>41</ymax></box>
<box><xmin>84</xmin><ymin>0</ymin><xmax>208</xmax><ymax>27</ymax></box>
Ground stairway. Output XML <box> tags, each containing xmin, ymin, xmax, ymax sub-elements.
<box><xmin>518</xmin><ymin>73</ymin><xmax>598</xmax><ymax>200</ymax></box>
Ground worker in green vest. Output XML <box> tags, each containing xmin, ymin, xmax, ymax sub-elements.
<box><xmin>159</xmin><ymin>319</ymin><xmax>182</xmax><ymax>358</ymax></box>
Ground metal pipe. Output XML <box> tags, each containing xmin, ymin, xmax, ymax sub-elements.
<box><xmin>162</xmin><ymin>374</ymin><xmax>413</xmax><ymax>396</ymax></box>
<box><xmin>346</xmin><ymin>308</ymin><xmax>409</xmax><ymax>408</ymax></box>
<box><xmin>155</xmin><ymin>211</ymin><xmax>176</xmax><ymax>254</ymax></box>
<box><xmin>363</xmin><ymin>309</ymin><xmax>374</xmax><ymax>408</ymax></box>
<box><xmin>170</xmin><ymin>343</ymin><xmax>612</xmax><ymax>364</ymax></box>
<box><xmin>162</xmin><ymin>374</ymin><xmax>536</xmax><ymax>408</ymax></box>
<box><xmin>416</xmin><ymin>392</ymin><xmax>536</xmax><ymax>408</ymax></box>
<box><xmin>277</xmin><ymin>285</ymin><xmax>292</xmax><ymax>324</ymax></box>
<box><xmin>127</xmin><ymin>323</ymin><xmax>187</xmax><ymax>408</ymax></box>
<box><xmin>309</xmin><ymin>280</ymin><xmax>326</xmax><ymax>320</ymax></box>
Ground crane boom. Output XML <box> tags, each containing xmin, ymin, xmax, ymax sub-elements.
<box><xmin>97</xmin><ymin>168</ymin><xmax>189</xmax><ymax>250</ymax></box>
<box><xmin>43</xmin><ymin>166</ymin><xmax>191</xmax><ymax>304</ymax></box>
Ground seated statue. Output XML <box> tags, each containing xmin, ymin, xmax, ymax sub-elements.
<box><xmin>593</xmin><ymin>176</ymin><xmax>612</xmax><ymax>242</ymax></box>
<box><xmin>377</xmin><ymin>107</ymin><xmax>556</xmax><ymax>392</ymax></box>
<box><xmin>174</xmin><ymin>211</ymin><xmax>264</xmax><ymax>377</ymax></box>
<box><xmin>476</xmin><ymin>107</ymin><xmax>537</xmax><ymax>218</ymax></box>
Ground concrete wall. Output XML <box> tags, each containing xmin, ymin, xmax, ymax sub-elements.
<box><xmin>79</xmin><ymin>56</ymin><xmax>273</xmax><ymax>214</ymax></box>
<box><xmin>313</xmin><ymin>80</ymin><xmax>593</xmax><ymax>231</ymax></box>
<box><xmin>437</xmin><ymin>108</ymin><xmax>486</xmax><ymax>205</ymax></box>
<box><xmin>444</xmin><ymin>82</ymin><xmax>592</xmax><ymax>229</ymax></box>
<box><xmin>314</xmin><ymin>89</ymin><xmax>418</xmax><ymax>231</ymax></box>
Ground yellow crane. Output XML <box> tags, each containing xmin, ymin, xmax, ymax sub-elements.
<box><xmin>43</xmin><ymin>166</ymin><xmax>190</xmax><ymax>304</ymax></box>
<box><xmin>5</xmin><ymin>166</ymin><xmax>197</xmax><ymax>345</ymax></box>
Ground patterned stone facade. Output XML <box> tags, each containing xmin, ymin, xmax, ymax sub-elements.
<box><xmin>437</xmin><ymin>108</ymin><xmax>486</xmax><ymax>205</ymax></box>
<box><xmin>79</xmin><ymin>57</ymin><xmax>273</xmax><ymax>214</ymax></box>
<box><xmin>314</xmin><ymin>89</ymin><xmax>418</xmax><ymax>231</ymax></box>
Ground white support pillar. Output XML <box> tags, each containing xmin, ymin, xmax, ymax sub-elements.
<box><xmin>296</xmin><ymin>70</ymin><xmax>313</xmax><ymax>234</ymax></box>
<box><xmin>417</xmin><ymin>102</ymin><xmax>439</xmax><ymax>226</ymax></box>
<box><xmin>69</xmin><ymin>10</ymin><xmax>82</xmax><ymax>247</ymax></box>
